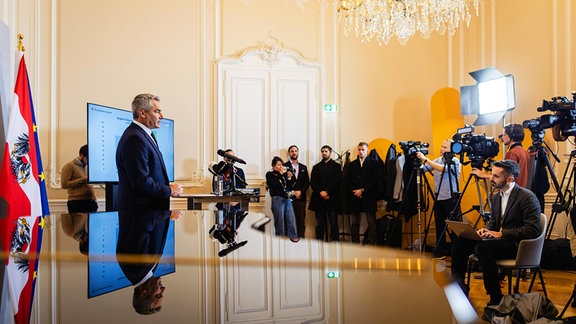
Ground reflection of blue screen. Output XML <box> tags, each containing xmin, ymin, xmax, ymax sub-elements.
<box><xmin>87</xmin><ymin>212</ymin><xmax>175</xmax><ymax>299</ymax></box>
<box><xmin>87</xmin><ymin>102</ymin><xmax>175</xmax><ymax>183</ymax></box>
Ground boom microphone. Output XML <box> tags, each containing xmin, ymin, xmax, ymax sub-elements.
<box><xmin>217</xmin><ymin>149</ymin><xmax>246</xmax><ymax>164</ymax></box>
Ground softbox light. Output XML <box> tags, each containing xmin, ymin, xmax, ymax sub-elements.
<box><xmin>460</xmin><ymin>67</ymin><xmax>515</xmax><ymax>126</ymax></box>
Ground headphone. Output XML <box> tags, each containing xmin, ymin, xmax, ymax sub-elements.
<box><xmin>504</xmin><ymin>123</ymin><xmax>525</xmax><ymax>142</ymax></box>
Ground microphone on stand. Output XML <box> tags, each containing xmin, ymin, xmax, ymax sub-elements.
<box><xmin>217</xmin><ymin>149</ymin><xmax>246</xmax><ymax>164</ymax></box>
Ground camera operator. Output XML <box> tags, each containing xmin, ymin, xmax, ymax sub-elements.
<box><xmin>214</xmin><ymin>149</ymin><xmax>247</xmax><ymax>210</ymax></box>
<box><xmin>416</xmin><ymin>139</ymin><xmax>461</xmax><ymax>258</ymax></box>
<box><xmin>471</xmin><ymin>124</ymin><xmax>530</xmax><ymax>188</ymax></box>
<box><xmin>266</xmin><ymin>156</ymin><xmax>299</xmax><ymax>243</ymax></box>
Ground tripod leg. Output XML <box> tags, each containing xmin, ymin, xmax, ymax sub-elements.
<box><xmin>558</xmin><ymin>283</ymin><xmax>576</xmax><ymax>319</ymax></box>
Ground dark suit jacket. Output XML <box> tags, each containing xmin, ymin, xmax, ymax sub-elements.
<box><xmin>117</xmin><ymin>210</ymin><xmax>171</xmax><ymax>285</ymax></box>
<box><xmin>309</xmin><ymin>159</ymin><xmax>341</xmax><ymax>212</ymax></box>
<box><xmin>284</xmin><ymin>161</ymin><xmax>309</xmax><ymax>201</ymax></box>
<box><xmin>116</xmin><ymin>123</ymin><xmax>171</xmax><ymax>211</ymax></box>
<box><xmin>347</xmin><ymin>157</ymin><xmax>378</xmax><ymax>213</ymax></box>
<box><xmin>486</xmin><ymin>184</ymin><xmax>541</xmax><ymax>242</ymax></box>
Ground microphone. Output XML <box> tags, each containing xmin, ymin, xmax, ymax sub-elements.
<box><xmin>217</xmin><ymin>149</ymin><xmax>246</xmax><ymax>164</ymax></box>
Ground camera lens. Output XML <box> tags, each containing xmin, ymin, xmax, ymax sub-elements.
<box><xmin>451</xmin><ymin>142</ymin><xmax>464</xmax><ymax>154</ymax></box>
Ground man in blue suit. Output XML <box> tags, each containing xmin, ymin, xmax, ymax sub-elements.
<box><xmin>116</xmin><ymin>93</ymin><xmax>182</xmax><ymax>211</ymax></box>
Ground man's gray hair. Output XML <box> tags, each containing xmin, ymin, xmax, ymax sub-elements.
<box><xmin>132</xmin><ymin>93</ymin><xmax>160</xmax><ymax>119</ymax></box>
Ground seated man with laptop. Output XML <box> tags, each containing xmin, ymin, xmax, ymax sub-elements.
<box><xmin>450</xmin><ymin>159</ymin><xmax>541</xmax><ymax>306</ymax></box>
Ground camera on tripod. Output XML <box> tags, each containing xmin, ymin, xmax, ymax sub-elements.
<box><xmin>399</xmin><ymin>141</ymin><xmax>429</xmax><ymax>167</ymax></box>
<box><xmin>522</xmin><ymin>92</ymin><xmax>576</xmax><ymax>142</ymax></box>
<box><xmin>451</xmin><ymin>125</ymin><xmax>499</xmax><ymax>169</ymax></box>
<box><xmin>399</xmin><ymin>140</ymin><xmax>429</xmax><ymax>156</ymax></box>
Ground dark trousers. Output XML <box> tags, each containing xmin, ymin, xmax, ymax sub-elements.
<box><xmin>292</xmin><ymin>198</ymin><xmax>307</xmax><ymax>238</ymax></box>
<box><xmin>67</xmin><ymin>199</ymin><xmax>98</xmax><ymax>213</ymax></box>
<box><xmin>315</xmin><ymin>210</ymin><xmax>339</xmax><ymax>241</ymax></box>
<box><xmin>433</xmin><ymin>198</ymin><xmax>460</xmax><ymax>257</ymax></box>
<box><xmin>451</xmin><ymin>236</ymin><xmax>518</xmax><ymax>299</ymax></box>
<box><xmin>350</xmin><ymin>212</ymin><xmax>376</xmax><ymax>244</ymax></box>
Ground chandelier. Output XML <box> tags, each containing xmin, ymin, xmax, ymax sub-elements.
<box><xmin>337</xmin><ymin>0</ymin><xmax>479</xmax><ymax>46</ymax></box>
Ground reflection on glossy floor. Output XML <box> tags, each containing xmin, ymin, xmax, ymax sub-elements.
<box><xmin>461</xmin><ymin>260</ymin><xmax>576</xmax><ymax>320</ymax></box>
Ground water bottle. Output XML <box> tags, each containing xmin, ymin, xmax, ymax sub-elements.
<box><xmin>216</xmin><ymin>175</ymin><xmax>224</xmax><ymax>196</ymax></box>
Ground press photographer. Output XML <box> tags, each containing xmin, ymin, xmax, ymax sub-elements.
<box><xmin>415</xmin><ymin>139</ymin><xmax>461</xmax><ymax>258</ymax></box>
<box><xmin>266</xmin><ymin>156</ymin><xmax>299</xmax><ymax>243</ymax></box>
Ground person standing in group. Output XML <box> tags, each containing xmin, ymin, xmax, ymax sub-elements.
<box><xmin>266</xmin><ymin>156</ymin><xmax>299</xmax><ymax>243</ymax></box>
<box><xmin>416</xmin><ymin>139</ymin><xmax>461</xmax><ymax>257</ymax></box>
<box><xmin>347</xmin><ymin>142</ymin><xmax>379</xmax><ymax>244</ymax></box>
<box><xmin>116</xmin><ymin>93</ymin><xmax>182</xmax><ymax>211</ymax></box>
<box><xmin>309</xmin><ymin>145</ymin><xmax>342</xmax><ymax>241</ymax></box>
<box><xmin>61</xmin><ymin>144</ymin><xmax>98</xmax><ymax>213</ymax></box>
<box><xmin>472</xmin><ymin>124</ymin><xmax>530</xmax><ymax>188</ymax></box>
<box><xmin>284</xmin><ymin>145</ymin><xmax>309</xmax><ymax>238</ymax></box>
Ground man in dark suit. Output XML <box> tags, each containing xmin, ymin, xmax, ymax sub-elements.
<box><xmin>284</xmin><ymin>145</ymin><xmax>309</xmax><ymax>238</ymax></box>
<box><xmin>117</xmin><ymin>209</ymin><xmax>172</xmax><ymax>315</ymax></box>
<box><xmin>347</xmin><ymin>142</ymin><xmax>379</xmax><ymax>244</ymax></box>
<box><xmin>451</xmin><ymin>159</ymin><xmax>541</xmax><ymax>306</ymax></box>
<box><xmin>309</xmin><ymin>145</ymin><xmax>342</xmax><ymax>241</ymax></box>
<box><xmin>116</xmin><ymin>93</ymin><xmax>182</xmax><ymax>211</ymax></box>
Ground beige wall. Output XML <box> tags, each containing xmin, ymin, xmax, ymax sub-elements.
<box><xmin>0</xmin><ymin>0</ymin><xmax>575</xmax><ymax>202</ymax></box>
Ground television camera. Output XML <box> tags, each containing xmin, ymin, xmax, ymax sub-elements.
<box><xmin>522</xmin><ymin>92</ymin><xmax>576</xmax><ymax>142</ymax></box>
<box><xmin>451</xmin><ymin>125</ymin><xmax>499</xmax><ymax>169</ymax></box>
<box><xmin>400</xmin><ymin>140</ymin><xmax>429</xmax><ymax>167</ymax></box>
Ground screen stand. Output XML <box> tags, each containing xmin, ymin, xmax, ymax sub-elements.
<box><xmin>105</xmin><ymin>183</ymin><xmax>119</xmax><ymax>211</ymax></box>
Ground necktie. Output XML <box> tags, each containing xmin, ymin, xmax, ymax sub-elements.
<box><xmin>151</xmin><ymin>132</ymin><xmax>158</xmax><ymax>146</ymax></box>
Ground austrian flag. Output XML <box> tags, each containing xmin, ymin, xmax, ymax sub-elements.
<box><xmin>0</xmin><ymin>52</ymin><xmax>50</xmax><ymax>324</ymax></box>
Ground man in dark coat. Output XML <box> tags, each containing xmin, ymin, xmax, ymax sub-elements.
<box><xmin>309</xmin><ymin>145</ymin><xmax>342</xmax><ymax>241</ymax></box>
<box><xmin>115</xmin><ymin>94</ymin><xmax>182</xmax><ymax>211</ymax></box>
<box><xmin>347</xmin><ymin>142</ymin><xmax>379</xmax><ymax>244</ymax></box>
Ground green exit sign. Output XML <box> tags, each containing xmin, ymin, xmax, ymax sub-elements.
<box><xmin>323</xmin><ymin>104</ymin><xmax>337</xmax><ymax>112</ymax></box>
<box><xmin>327</xmin><ymin>271</ymin><xmax>340</xmax><ymax>278</ymax></box>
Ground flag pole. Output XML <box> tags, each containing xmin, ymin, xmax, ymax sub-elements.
<box><xmin>17</xmin><ymin>33</ymin><xmax>25</xmax><ymax>52</ymax></box>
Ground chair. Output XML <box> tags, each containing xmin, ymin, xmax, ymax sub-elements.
<box><xmin>466</xmin><ymin>213</ymin><xmax>548</xmax><ymax>297</ymax></box>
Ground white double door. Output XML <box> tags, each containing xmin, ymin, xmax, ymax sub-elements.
<box><xmin>216</xmin><ymin>51</ymin><xmax>320</xmax><ymax>183</ymax></box>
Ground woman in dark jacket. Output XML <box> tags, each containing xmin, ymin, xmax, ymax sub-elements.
<box><xmin>266</xmin><ymin>156</ymin><xmax>299</xmax><ymax>242</ymax></box>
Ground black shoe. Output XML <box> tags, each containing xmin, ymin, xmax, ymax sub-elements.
<box><xmin>487</xmin><ymin>294</ymin><xmax>503</xmax><ymax>306</ymax></box>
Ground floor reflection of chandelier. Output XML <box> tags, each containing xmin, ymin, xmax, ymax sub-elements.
<box><xmin>337</xmin><ymin>0</ymin><xmax>479</xmax><ymax>46</ymax></box>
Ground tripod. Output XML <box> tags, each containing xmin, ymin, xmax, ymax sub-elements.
<box><xmin>422</xmin><ymin>154</ymin><xmax>461</xmax><ymax>256</ymax></box>
<box><xmin>446</xmin><ymin>159</ymin><xmax>493</xmax><ymax>228</ymax></box>
<box><xmin>528</xmin><ymin>129</ymin><xmax>574</xmax><ymax>239</ymax></box>
<box><xmin>398</xmin><ymin>154</ymin><xmax>435</xmax><ymax>256</ymax></box>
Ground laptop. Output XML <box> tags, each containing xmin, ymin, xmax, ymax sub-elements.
<box><xmin>445</xmin><ymin>220</ymin><xmax>500</xmax><ymax>241</ymax></box>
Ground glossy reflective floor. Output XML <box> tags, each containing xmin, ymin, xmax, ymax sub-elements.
<box><xmin>5</xmin><ymin>210</ymin><xmax>480</xmax><ymax>323</ymax></box>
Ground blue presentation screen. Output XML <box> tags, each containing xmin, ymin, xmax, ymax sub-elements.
<box><xmin>87</xmin><ymin>102</ymin><xmax>174</xmax><ymax>183</ymax></box>
<box><xmin>87</xmin><ymin>212</ymin><xmax>175</xmax><ymax>298</ymax></box>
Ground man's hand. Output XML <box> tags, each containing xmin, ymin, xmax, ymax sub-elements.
<box><xmin>319</xmin><ymin>191</ymin><xmax>329</xmax><ymax>200</ymax></box>
<box><xmin>471</xmin><ymin>168</ymin><xmax>490</xmax><ymax>179</ymax></box>
<box><xmin>293</xmin><ymin>190</ymin><xmax>302</xmax><ymax>199</ymax></box>
<box><xmin>415</xmin><ymin>152</ymin><xmax>427</xmax><ymax>163</ymax></box>
<box><xmin>170</xmin><ymin>183</ymin><xmax>183</xmax><ymax>197</ymax></box>
<box><xmin>353</xmin><ymin>189</ymin><xmax>363</xmax><ymax>198</ymax></box>
<box><xmin>477</xmin><ymin>227</ymin><xmax>502</xmax><ymax>239</ymax></box>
